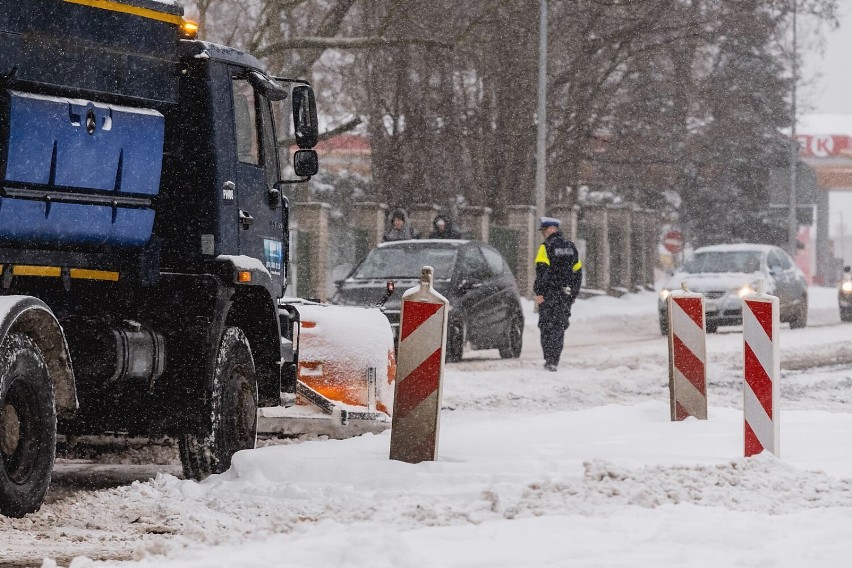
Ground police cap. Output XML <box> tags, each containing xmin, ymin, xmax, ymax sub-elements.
<box><xmin>539</xmin><ymin>216</ymin><xmax>561</xmax><ymax>230</ymax></box>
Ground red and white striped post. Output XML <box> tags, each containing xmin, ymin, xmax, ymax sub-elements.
<box><xmin>389</xmin><ymin>266</ymin><xmax>449</xmax><ymax>463</ymax></box>
<box><xmin>742</xmin><ymin>279</ymin><xmax>780</xmax><ymax>457</ymax></box>
<box><xmin>666</xmin><ymin>284</ymin><xmax>708</xmax><ymax>421</ymax></box>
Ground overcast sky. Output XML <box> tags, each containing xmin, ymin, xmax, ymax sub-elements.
<box><xmin>800</xmin><ymin>2</ymin><xmax>852</xmax><ymax>248</ymax></box>
<box><xmin>802</xmin><ymin>2</ymin><xmax>852</xmax><ymax>114</ymax></box>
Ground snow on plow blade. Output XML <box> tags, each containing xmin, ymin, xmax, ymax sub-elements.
<box><xmin>258</xmin><ymin>302</ymin><xmax>396</xmax><ymax>439</ymax></box>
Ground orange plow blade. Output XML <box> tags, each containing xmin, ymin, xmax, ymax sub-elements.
<box><xmin>257</xmin><ymin>303</ymin><xmax>396</xmax><ymax>439</ymax></box>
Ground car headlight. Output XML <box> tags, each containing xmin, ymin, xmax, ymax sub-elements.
<box><xmin>659</xmin><ymin>289</ymin><xmax>671</xmax><ymax>301</ymax></box>
<box><xmin>737</xmin><ymin>285</ymin><xmax>753</xmax><ymax>298</ymax></box>
<box><xmin>842</xmin><ymin>281</ymin><xmax>852</xmax><ymax>293</ymax></box>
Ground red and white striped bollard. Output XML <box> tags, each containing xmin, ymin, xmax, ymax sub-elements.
<box><xmin>742</xmin><ymin>279</ymin><xmax>780</xmax><ymax>457</ymax></box>
<box><xmin>666</xmin><ymin>283</ymin><xmax>708</xmax><ymax>421</ymax></box>
<box><xmin>389</xmin><ymin>266</ymin><xmax>449</xmax><ymax>463</ymax></box>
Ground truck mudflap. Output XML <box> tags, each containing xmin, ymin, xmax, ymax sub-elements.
<box><xmin>262</xmin><ymin>300</ymin><xmax>396</xmax><ymax>439</ymax></box>
<box><xmin>0</xmin><ymin>295</ymin><xmax>76</xmax><ymax>418</ymax></box>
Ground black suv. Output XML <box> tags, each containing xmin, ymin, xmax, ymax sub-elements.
<box><xmin>332</xmin><ymin>239</ymin><xmax>524</xmax><ymax>362</ymax></box>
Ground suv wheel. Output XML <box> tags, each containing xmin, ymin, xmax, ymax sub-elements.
<box><xmin>445</xmin><ymin>319</ymin><xmax>465</xmax><ymax>363</ymax></box>
<box><xmin>789</xmin><ymin>297</ymin><xmax>808</xmax><ymax>329</ymax></box>
<box><xmin>499</xmin><ymin>313</ymin><xmax>523</xmax><ymax>359</ymax></box>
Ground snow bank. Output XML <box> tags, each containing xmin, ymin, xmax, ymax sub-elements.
<box><xmin>40</xmin><ymin>401</ymin><xmax>852</xmax><ymax>567</ymax></box>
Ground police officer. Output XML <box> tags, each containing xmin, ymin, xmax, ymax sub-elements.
<box><xmin>534</xmin><ymin>217</ymin><xmax>582</xmax><ymax>371</ymax></box>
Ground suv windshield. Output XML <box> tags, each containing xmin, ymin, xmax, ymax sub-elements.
<box><xmin>353</xmin><ymin>246</ymin><xmax>458</xmax><ymax>280</ymax></box>
<box><xmin>681</xmin><ymin>250</ymin><xmax>762</xmax><ymax>274</ymax></box>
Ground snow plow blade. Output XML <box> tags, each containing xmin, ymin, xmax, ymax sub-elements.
<box><xmin>258</xmin><ymin>301</ymin><xmax>395</xmax><ymax>439</ymax></box>
<box><xmin>258</xmin><ymin>382</ymin><xmax>391</xmax><ymax>439</ymax></box>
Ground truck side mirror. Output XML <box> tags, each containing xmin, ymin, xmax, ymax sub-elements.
<box><xmin>293</xmin><ymin>150</ymin><xmax>318</xmax><ymax>178</ymax></box>
<box><xmin>292</xmin><ymin>86</ymin><xmax>318</xmax><ymax>149</ymax></box>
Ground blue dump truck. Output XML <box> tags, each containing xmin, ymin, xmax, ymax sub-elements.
<box><xmin>0</xmin><ymin>0</ymin><xmax>320</xmax><ymax>516</ymax></box>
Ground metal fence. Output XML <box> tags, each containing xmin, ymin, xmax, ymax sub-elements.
<box><xmin>327</xmin><ymin>219</ymin><xmax>369</xmax><ymax>299</ymax></box>
<box><xmin>294</xmin><ymin>229</ymin><xmax>312</xmax><ymax>299</ymax></box>
<box><xmin>490</xmin><ymin>225</ymin><xmax>520</xmax><ymax>277</ymax></box>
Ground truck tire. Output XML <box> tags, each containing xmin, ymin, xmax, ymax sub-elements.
<box><xmin>0</xmin><ymin>333</ymin><xmax>55</xmax><ymax>518</ymax></box>
<box><xmin>179</xmin><ymin>327</ymin><xmax>257</xmax><ymax>481</ymax></box>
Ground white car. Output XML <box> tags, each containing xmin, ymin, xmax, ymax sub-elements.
<box><xmin>658</xmin><ymin>243</ymin><xmax>808</xmax><ymax>334</ymax></box>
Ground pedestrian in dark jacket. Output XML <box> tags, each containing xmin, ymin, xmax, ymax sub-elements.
<box><xmin>534</xmin><ymin>216</ymin><xmax>583</xmax><ymax>371</ymax></box>
<box><xmin>428</xmin><ymin>215</ymin><xmax>462</xmax><ymax>239</ymax></box>
<box><xmin>383</xmin><ymin>208</ymin><xmax>419</xmax><ymax>242</ymax></box>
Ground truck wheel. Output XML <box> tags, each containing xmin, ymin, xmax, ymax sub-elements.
<box><xmin>499</xmin><ymin>313</ymin><xmax>523</xmax><ymax>359</ymax></box>
<box><xmin>179</xmin><ymin>327</ymin><xmax>257</xmax><ymax>481</ymax></box>
<box><xmin>0</xmin><ymin>333</ymin><xmax>55</xmax><ymax>518</ymax></box>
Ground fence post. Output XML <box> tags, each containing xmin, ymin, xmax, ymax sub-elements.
<box><xmin>351</xmin><ymin>202</ymin><xmax>388</xmax><ymax>246</ymax></box>
<box><xmin>607</xmin><ymin>205</ymin><xmax>634</xmax><ymax>293</ymax></box>
<box><xmin>630</xmin><ymin>205</ymin><xmax>647</xmax><ymax>291</ymax></box>
<box><xmin>742</xmin><ymin>280</ymin><xmax>780</xmax><ymax>457</ymax></box>
<box><xmin>390</xmin><ymin>266</ymin><xmax>449</xmax><ymax>463</ymax></box>
<box><xmin>579</xmin><ymin>205</ymin><xmax>610</xmax><ymax>292</ymax></box>
<box><xmin>644</xmin><ymin>209</ymin><xmax>662</xmax><ymax>288</ymax></box>
<box><xmin>458</xmin><ymin>206</ymin><xmax>492</xmax><ymax>242</ymax></box>
<box><xmin>667</xmin><ymin>285</ymin><xmax>707</xmax><ymax>420</ymax></box>
<box><xmin>506</xmin><ymin>205</ymin><xmax>537</xmax><ymax>297</ymax></box>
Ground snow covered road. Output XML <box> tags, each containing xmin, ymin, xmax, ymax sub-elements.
<box><xmin>3</xmin><ymin>287</ymin><xmax>852</xmax><ymax>567</ymax></box>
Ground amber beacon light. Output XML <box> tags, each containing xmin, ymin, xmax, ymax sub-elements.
<box><xmin>181</xmin><ymin>18</ymin><xmax>199</xmax><ymax>39</ymax></box>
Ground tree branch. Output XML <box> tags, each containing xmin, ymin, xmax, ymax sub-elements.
<box><xmin>319</xmin><ymin>116</ymin><xmax>362</xmax><ymax>141</ymax></box>
<box><xmin>256</xmin><ymin>36</ymin><xmax>453</xmax><ymax>58</ymax></box>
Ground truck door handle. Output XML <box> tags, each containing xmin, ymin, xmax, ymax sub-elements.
<box><xmin>239</xmin><ymin>210</ymin><xmax>254</xmax><ymax>230</ymax></box>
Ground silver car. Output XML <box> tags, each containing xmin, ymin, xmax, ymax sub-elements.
<box><xmin>658</xmin><ymin>244</ymin><xmax>808</xmax><ymax>334</ymax></box>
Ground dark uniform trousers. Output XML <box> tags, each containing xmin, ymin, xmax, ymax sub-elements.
<box><xmin>534</xmin><ymin>232</ymin><xmax>583</xmax><ymax>367</ymax></box>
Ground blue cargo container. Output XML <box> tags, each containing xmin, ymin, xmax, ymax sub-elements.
<box><xmin>0</xmin><ymin>90</ymin><xmax>164</xmax><ymax>248</ymax></box>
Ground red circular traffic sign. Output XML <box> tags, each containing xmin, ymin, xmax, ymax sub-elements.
<box><xmin>663</xmin><ymin>230</ymin><xmax>683</xmax><ymax>254</ymax></box>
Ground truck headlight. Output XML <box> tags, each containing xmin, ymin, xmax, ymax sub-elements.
<box><xmin>738</xmin><ymin>285</ymin><xmax>753</xmax><ymax>298</ymax></box>
<box><xmin>659</xmin><ymin>289</ymin><xmax>671</xmax><ymax>301</ymax></box>
<box><xmin>842</xmin><ymin>281</ymin><xmax>852</xmax><ymax>293</ymax></box>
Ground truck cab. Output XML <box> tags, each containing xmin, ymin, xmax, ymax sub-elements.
<box><xmin>0</xmin><ymin>0</ymin><xmax>318</xmax><ymax>517</ymax></box>
<box><xmin>159</xmin><ymin>41</ymin><xmax>309</xmax><ymax>295</ymax></box>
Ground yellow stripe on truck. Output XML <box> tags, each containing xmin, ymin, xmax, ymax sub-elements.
<box><xmin>70</xmin><ymin>268</ymin><xmax>120</xmax><ymax>282</ymax></box>
<box><xmin>62</xmin><ymin>0</ymin><xmax>183</xmax><ymax>25</ymax></box>
<box><xmin>13</xmin><ymin>265</ymin><xmax>61</xmax><ymax>277</ymax></box>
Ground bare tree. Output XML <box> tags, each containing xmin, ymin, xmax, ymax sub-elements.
<box><xmin>184</xmin><ymin>0</ymin><xmax>837</xmax><ymax>243</ymax></box>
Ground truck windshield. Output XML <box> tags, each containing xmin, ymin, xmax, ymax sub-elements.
<box><xmin>681</xmin><ymin>251</ymin><xmax>762</xmax><ymax>274</ymax></box>
<box><xmin>353</xmin><ymin>247</ymin><xmax>457</xmax><ymax>280</ymax></box>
